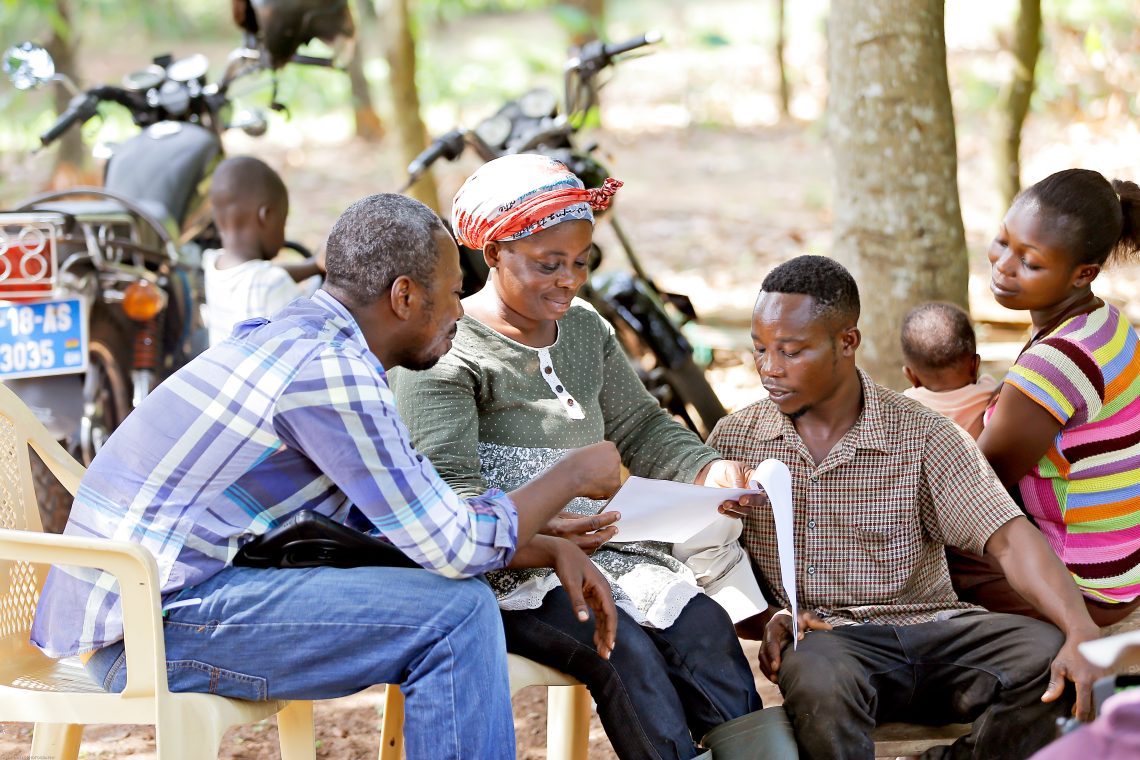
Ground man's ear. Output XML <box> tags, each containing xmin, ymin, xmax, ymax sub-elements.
<box><xmin>1072</xmin><ymin>263</ymin><xmax>1100</xmax><ymax>289</ymax></box>
<box><xmin>483</xmin><ymin>241</ymin><xmax>502</xmax><ymax>270</ymax></box>
<box><xmin>903</xmin><ymin>365</ymin><xmax>922</xmax><ymax>388</ymax></box>
<box><xmin>838</xmin><ymin>325</ymin><xmax>861</xmax><ymax>356</ymax></box>
<box><xmin>389</xmin><ymin>275</ymin><xmax>417</xmax><ymax>320</ymax></box>
<box><xmin>256</xmin><ymin>204</ymin><xmax>270</xmax><ymax>226</ymax></box>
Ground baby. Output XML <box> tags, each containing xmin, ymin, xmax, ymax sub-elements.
<box><xmin>900</xmin><ymin>302</ymin><xmax>997</xmax><ymax>439</ymax></box>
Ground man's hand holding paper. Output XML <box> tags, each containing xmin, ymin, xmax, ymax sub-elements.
<box><xmin>694</xmin><ymin>457</ymin><xmax>782</xmax><ymax>520</ymax></box>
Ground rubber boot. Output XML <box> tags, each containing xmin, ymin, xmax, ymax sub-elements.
<box><xmin>700</xmin><ymin>706</ymin><xmax>799</xmax><ymax>760</ymax></box>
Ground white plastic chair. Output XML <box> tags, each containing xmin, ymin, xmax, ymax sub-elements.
<box><xmin>0</xmin><ymin>382</ymin><xmax>315</xmax><ymax>759</ymax></box>
<box><xmin>379</xmin><ymin>654</ymin><xmax>590</xmax><ymax>760</ymax></box>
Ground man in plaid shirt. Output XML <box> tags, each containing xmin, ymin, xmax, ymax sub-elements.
<box><xmin>713</xmin><ymin>255</ymin><xmax>1103</xmax><ymax>760</ymax></box>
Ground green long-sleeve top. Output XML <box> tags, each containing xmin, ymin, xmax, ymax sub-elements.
<box><xmin>391</xmin><ymin>300</ymin><xmax>720</xmax><ymax>628</ymax></box>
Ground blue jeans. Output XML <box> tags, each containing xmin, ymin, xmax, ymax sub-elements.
<box><xmin>86</xmin><ymin>565</ymin><xmax>514</xmax><ymax>760</ymax></box>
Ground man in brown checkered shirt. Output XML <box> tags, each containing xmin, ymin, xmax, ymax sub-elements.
<box><xmin>711</xmin><ymin>256</ymin><xmax>1103</xmax><ymax>760</ymax></box>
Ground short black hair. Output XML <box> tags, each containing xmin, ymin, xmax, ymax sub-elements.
<box><xmin>759</xmin><ymin>255</ymin><xmax>860</xmax><ymax>326</ymax></box>
<box><xmin>901</xmin><ymin>302</ymin><xmax>976</xmax><ymax>371</ymax></box>
<box><xmin>210</xmin><ymin>155</ymin><xmax>287</xmax><ymax>214</ymax></box>
<box><xmin>323</xmin><ymin>194</ymin><xmax>449</xmax><ymax>306</ymax></box>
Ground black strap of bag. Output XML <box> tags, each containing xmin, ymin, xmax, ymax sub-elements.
<box><xmin>233</xmin><ymin>509</ymin><xmax>420</xmax><ymax>570</ymax></box>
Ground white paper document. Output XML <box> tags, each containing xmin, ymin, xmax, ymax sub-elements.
<box><xmin>601</xmin><ymin>476</ymin><xmax>758</xmax><ymax>544</ymax></box>
<box><xmin>751</xmin><ymin>459</ymin><xmax>798</xmax><ymax>649</ymax></box>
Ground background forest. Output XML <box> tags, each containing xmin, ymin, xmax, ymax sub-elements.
<box><xmin>3</xmin><ymin>0</ymin><xmax>1140</xmax><ymax>403</ymax></box>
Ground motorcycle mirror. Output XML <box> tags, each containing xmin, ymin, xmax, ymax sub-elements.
<box><xmin>229</xmin><ymin>108</ymin><xmax>269</xmax><ymax>137</ymax></box>
<box><xmin>3</xmin><ymin>41</ymin><xmax>56</xmax><ymax>91</ymax></box>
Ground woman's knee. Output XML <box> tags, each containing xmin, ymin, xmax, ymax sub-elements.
<box><xmin>588</xmin><ymin>616</ymin><xmax>670</xmax><ymax>688</ymax></box>
<box><xmin>664</xmin><ymin>593</ymin><xmax>746</xmax><ymax>656</ymax></box>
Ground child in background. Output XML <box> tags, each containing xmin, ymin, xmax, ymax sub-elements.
<box><xmin>202</xmin><ymin>156</ymin><xmax>323</xmax><ymax>345</ymax></box>
<box><xmin>900</xmin><ymin>302</ymin><xmax>997</xmax><ymax>439</ymax></box>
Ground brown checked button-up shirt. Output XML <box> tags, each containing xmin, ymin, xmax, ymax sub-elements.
<box><xmin>708</xmin><ymin>369</ymin><xmax>1021</xmax><ymax>626</ymax></box>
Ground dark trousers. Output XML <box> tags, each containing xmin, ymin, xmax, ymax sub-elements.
<box><xmin>777</xmin><ymin>611</ymin><xmax>1071</xmax><ymax>760</ymax></box>
<box><xmin>502</xmin><ymin>588</ymin><xmax>761</xmax><ymax>760</ymax></box>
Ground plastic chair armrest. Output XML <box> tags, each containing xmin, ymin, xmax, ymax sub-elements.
<box><xmin>27</xmin><ymin>439</ymin><xmax>85</xmax><ymax>495</ymax></box>
<box><xmin>0</xmin><ymin>529</ymin><xmax>167</xmax><ymax>697</ymax></box>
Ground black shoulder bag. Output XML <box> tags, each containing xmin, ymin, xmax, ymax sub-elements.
<box><xmin>233</xmin><ymin>509</ymin><xmax>420</xmax><ymax>569</ymax></box>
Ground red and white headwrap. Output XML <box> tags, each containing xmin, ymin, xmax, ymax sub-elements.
<box><xmin>451</xmin><ymin>154</ymin><xmax>622</xmax><ymax>250</ymax></box>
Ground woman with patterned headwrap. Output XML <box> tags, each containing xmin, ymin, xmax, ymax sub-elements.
<box><xmin>392</xmin><ymin>155</ymin><xmax>771</xmax><ymax>760</ymax></box>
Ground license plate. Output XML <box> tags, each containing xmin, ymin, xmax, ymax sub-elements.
<box><xmin>0</xmin><ymin>297</ymin><xmax>88</xmax><ymax>380</ymax></box>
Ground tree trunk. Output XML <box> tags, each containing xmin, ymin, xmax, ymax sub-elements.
<box><xmin>383</xmin><ymin>0</ymin><xmax>441</xmax><ymax>215</ymax></box>
<box><xmin>828</xmin><ymin>0</ymin><xmax>968</xmax><ymax>388</ymax></box>
<box><xmin>348</xmin><ymin>1</ymin><xmax>384</xmax><ymax>142</ymax></box>
<box><xmin>775</xmin><ymin>0</ymin><xmax>791</xmax><ymax>118</ymax></box>
<box><xmin>995</xmin><ymin>0</ymin><xmax>1041</xmax><ymax>209</ymax></box>
<box><xmin>46</xmin><ymin>0</ymin><xmax>86</xmax><ymax>187</ymax></box>
<box><xmin>565</xmin><ymin>0</ymin><xmax>605</xmax><ymax>46</ymax></box>
<box><xmin>356</xmin><ymin>0</ymin><xmax>377</xmax><ymax>22</ymax></box>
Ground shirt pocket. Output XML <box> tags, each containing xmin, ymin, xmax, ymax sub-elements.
<box><xmin>849</xmin><ymin>511</ymin><xmax>922</xmax><ymax>602</ymax></box>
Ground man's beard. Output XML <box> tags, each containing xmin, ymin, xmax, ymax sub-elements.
<box><xmin>405</xmin><ymin>352</ymin><xmax>443</xmax><ymax>372</ymax></box>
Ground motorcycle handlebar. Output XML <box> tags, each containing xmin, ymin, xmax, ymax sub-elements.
<box><xmin>39</xmin><ymin>86</ymin><xmax>138</xmax><ymax>148</ymax></box>
<box><xmin>40</xmin><ymin>93</ymin><xmax>100</xmax><ymax>146</ymax></box>
<box><xmin>406</xmin><ymin>129</ymin><xmax>467</xmax><ymax>182</ymax></box>
<box><xmin>569</xmin><ymin>30</ymin><xmax>662</xmax><ymax>73</ymax></box>
<box><xmin>604</xmin><ymin>31</ymin><xmax>662</xmax><ymax>60</ymax></box>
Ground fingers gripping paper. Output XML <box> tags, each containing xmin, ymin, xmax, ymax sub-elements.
<box><xmin>750</xmin><ymin>459</ymin><xmax>798</xmax><ymax>649</ymax></box>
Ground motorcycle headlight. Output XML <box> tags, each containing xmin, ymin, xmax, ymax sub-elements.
<box><xmin>519</xmin><ymin>88</ymin><xmax>558</xmax><ymax>119</ymax></box>
<box><xmin>475</xmin><ymin>115</ymin><xmax>512</xmax><ymax>149</ymax></box>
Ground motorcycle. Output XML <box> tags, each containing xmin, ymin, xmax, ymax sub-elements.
<box><xmin>0</xmin><ymin>40</ymin><xmax>332</xmax><ymax>531</ymax></box>
<box><xmin>404</xmin><ymin>32</ymin><xmax>727</xmax><ymax>439</ymax></box>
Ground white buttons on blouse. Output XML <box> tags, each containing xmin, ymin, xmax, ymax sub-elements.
<box><xmin>537</xmin><ymin>347</ymin><xmax>584</xmax><ymax>420</ymax></box>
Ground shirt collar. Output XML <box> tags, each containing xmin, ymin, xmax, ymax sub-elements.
<box><xmin>851</xmin><ymin>368</ymin><xmax>891</xmax><ymax>454</ymax></box>
<box><xmin>311</xmin><ymin>289</ymin><xmax>387</xmax><ymax>376</ymax></box>
<box><xmin>750</xmin><ymin>367</ymin><xmax>892</xmax><ymax>454</ymax></box>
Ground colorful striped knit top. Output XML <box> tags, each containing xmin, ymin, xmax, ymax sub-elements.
<box><xmin>1004</xmin><ymin>302</ymin><xmax>1140</xmax><ymax>604</ymax></box>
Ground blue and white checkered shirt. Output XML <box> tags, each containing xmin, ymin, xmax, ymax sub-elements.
<box><xmin>31</xmin><ymin>289</ymin><xmax>519</xmax><ymax>657</ymax></box>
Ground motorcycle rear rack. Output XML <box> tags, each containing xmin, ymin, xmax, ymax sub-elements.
<box><xmin>0</xmin><ymin>212</ymin><xmax>65</xmax><ymax>299</ymax></box>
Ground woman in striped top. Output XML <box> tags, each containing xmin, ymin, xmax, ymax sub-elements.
<box><xmin>970</xmin><ymin>169</ymin><xmax>1140</xmax><ymax>626</ymax></box>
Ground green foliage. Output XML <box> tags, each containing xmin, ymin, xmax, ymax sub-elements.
<box><xmin>416</xmin><ymin>0</ymin><xmax>555</xmax><ymax>25</ymax></box>
<box><xmin>696</xmin><ymin>31</ymin><xmax>731</xmax><ymax>48</ymax></box>
<box><xmin>1035</xmin><ymin>0</ymin><xmax>1140</xmax><ymax>117</ymax></box>
<box><xmin>550</xmin><ymin>4</ymin><xmax>593</xmax><ymax>38</ymax></box>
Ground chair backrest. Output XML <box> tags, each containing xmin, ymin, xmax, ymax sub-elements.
<box><xmin>0</xmin><ymin>382</ymin><xmax>85</xmax><ymax>663</ymax></box>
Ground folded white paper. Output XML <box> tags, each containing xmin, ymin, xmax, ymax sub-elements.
<box><xmin>602</xmin><ymin>476</ymin><xmax>758</xmax><ymax>544</ymax></box>
<box><xmin>1080</xmin><ymin>630</ymin><xmax>1140</xmax><ymax>668</ymax></box>
<box><xmin>751</xmin><ymin>459</ymin><xmax>798</xmax><ymax>648</ymax></box>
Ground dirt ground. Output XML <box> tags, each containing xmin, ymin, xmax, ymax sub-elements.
<box><xmin>0</xmin><ymin>642</ymin><xmax>780</xmax><ymax>760</ymax></box>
